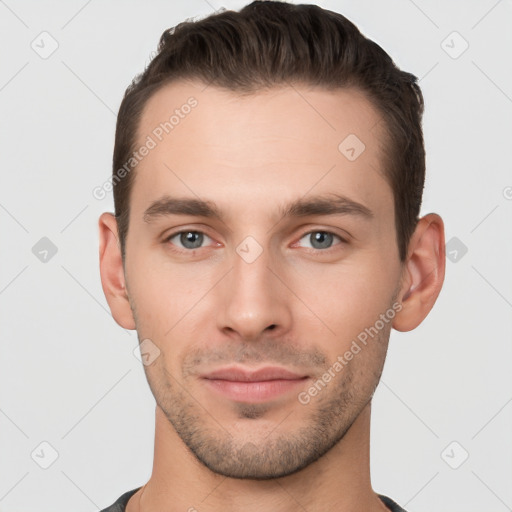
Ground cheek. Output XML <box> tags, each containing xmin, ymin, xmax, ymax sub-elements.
<box><xmin>291</xmin><ymin>259</ymin><xmax>397</xmax><ymax>345</ymax></box>
<box><xmin>129</xmin><ymin>245</ymin><xmax>202</xmax><ymax>295</ymax></box>
<box><xmin>126</xmin><ymin>252</ymin><xmax>216</xmax><ymax>342</ymax></box>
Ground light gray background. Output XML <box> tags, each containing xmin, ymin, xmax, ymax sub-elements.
<box><xmin>1</xmin><ymin>1</ymin><xmax>511</xmax><ymax>511</ymax></box>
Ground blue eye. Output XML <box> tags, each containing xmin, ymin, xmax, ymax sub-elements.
<box><xmin>298</xmin><ymin>231</ymin><xmax>345</xmax><ymax>250</ymax></box>
<box><xmin>163</xmin><ymin>229</ymin><xmax>346</xmax><ymax>254</ymax></box>
<box><xmin>166</xmin><ymin>230</ymin><xmax>213</xmax><ymax>250</ymax></box>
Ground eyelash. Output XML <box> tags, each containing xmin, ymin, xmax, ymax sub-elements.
<box><xmin>163</xmin><ymin>229</ymin><xmax>348</xmax><ymax>254</ymax></box>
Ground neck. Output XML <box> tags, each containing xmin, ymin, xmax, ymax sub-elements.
<box><xmin>127</xmin><ymin>401</ymin><xmax>389</xmax><ymax>512</ymax></box>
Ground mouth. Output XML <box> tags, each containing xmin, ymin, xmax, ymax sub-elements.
<box><xmin>200</xmin><ymin>366</ymin><xmax>309</xmax><ymax>403</ymax></box>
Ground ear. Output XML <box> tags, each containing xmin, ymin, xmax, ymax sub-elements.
<box><xmin>98</xmin><ymin>212</ymin><xmax>136</xmax><ymax>330</ymax></box>
<box><xmin>393</xmin><ymin>213</ymin><xmax>445</xmax><ymax>332</ymax></box>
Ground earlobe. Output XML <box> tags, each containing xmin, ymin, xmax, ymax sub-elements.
<box><xmin>393</xmin><ymin>213</ymin><xmax>446</xmax><ymax>332</ymax></box>
<box><xmin>98</xmin><ymin>212</ymin><xmax>136</xmax><ymax>330</ymax></box>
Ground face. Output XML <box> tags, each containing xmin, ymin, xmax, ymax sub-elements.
<box><xmin>123</xmin><ymin>80</ymin><xmax>404</xmax><ymax>479</ymax></box>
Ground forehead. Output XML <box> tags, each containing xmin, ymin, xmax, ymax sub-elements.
<box><xmin>137</xmin><ymin>79</ymin><xmax>386</xmax><ymax>151</ymax></box>
<box><xmin>131</xmin><ymin>79</ymin><xmax>392</xmax><ymax>224</ymax></box>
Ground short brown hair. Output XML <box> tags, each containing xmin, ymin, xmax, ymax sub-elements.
<box><xmin>112</xmin><ymin>0</ymin><xmax>425</xmax><ymax>262</ymax></box>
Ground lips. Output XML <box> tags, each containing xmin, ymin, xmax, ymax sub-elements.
<box><xmin>200</xmin><ymin>366</ymin><xmax>309</xmax><ymax>403</ymax></box>
<box><xmin>202</xmin><ymin>366</ymin><xmax>307</xmax><ymax>382</ymax></box>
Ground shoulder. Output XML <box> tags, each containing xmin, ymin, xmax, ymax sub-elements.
<box><xmin>378</xmin><ymin>494</ymin><xmax>409</xmax><ymax>512</ymax></box>
<box><xmin>98</xmin><ymin>487</ymin><xmax>141</xmax><ymax>512</ymax></box>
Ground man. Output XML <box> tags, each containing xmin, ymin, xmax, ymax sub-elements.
<box><xmin>98</xmin><ymin>1</ymin><xmax>445</xmax><ymax>511</ymax></box>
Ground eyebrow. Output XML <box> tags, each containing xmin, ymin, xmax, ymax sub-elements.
<box><xmin>143</xmin><ymin>193</ymin><xmax>374</xmax><ymax>224</ymax></box>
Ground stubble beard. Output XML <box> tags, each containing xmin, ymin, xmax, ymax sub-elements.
<box><xmin>145</xmin><ymin>345</ymin><xmax>387</xmax><ymax>480</ymax></box>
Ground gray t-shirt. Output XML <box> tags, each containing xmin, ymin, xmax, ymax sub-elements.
<box><xmin>99</xmin><ymin>487</ymin><xmax>409</xmax><ymax>511</ymax></box>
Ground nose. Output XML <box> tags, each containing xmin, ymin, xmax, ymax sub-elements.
<box><xmin>215</xmin><ymin>240</ymin><xmax>293</xmax><ymax>342</ymax></box>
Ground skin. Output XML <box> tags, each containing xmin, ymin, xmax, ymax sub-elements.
<box><xmin>99</xmin><ymin>80</ymin><xmax>445</xmax><ymax>512</ymax></box>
